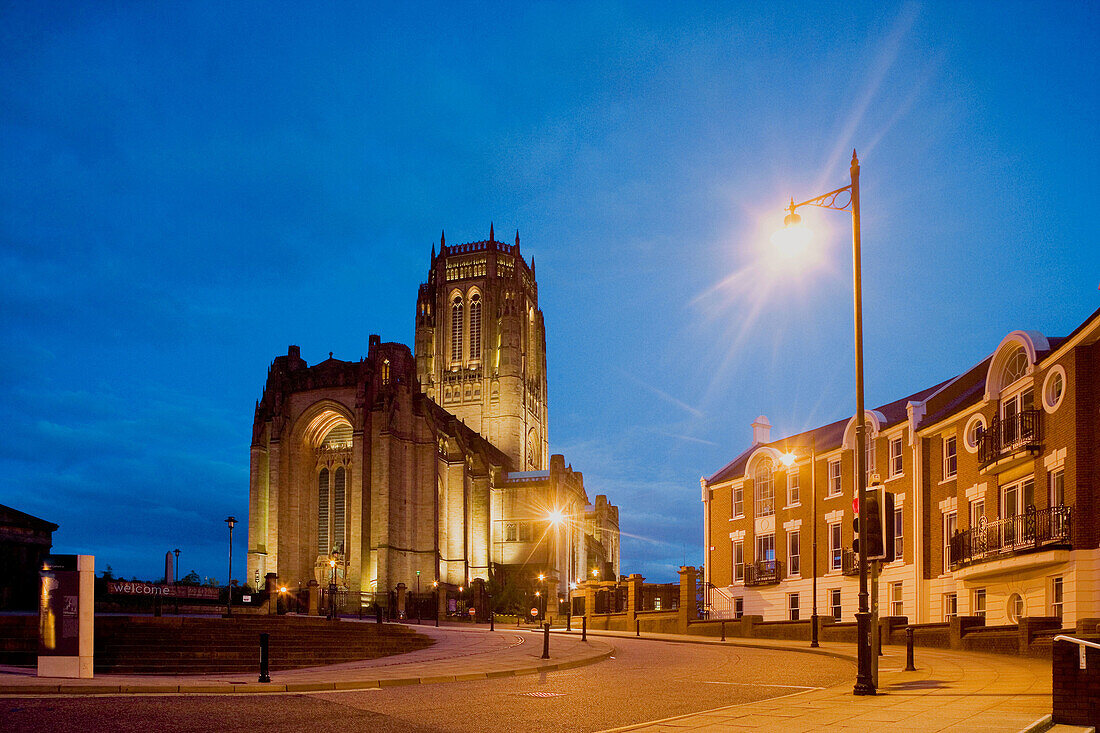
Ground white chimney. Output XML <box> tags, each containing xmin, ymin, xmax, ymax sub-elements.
<box><xmin>752</xmin><ymin>415</ymin><xmax>771</xmax><ymax>445</ymax></box>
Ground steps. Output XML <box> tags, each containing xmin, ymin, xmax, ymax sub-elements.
<box><xmin>0</xmin><ymin>615</ymin><xmax>434</xmax><ymax>674</ymax></box>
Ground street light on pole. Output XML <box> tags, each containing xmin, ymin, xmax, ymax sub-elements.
<box><xmin>776</xmin><ymin>150</ymin><xmax>873</xmax><ymax>695</ymax></box>
<box><xmin>224</xmin><ymin>517</ymin><xmax>236</xmax><ymax>617</ymax></box>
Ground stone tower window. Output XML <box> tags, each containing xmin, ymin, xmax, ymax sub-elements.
<box><xmin>451</xmin><ymin>295</ymin><xmax>463</xmax><ymax>363</ymax></box>
<box><xmin>381</xmin><ymin>359</ymin><xmax>391</xmax><ymax>385</ymax></box>
<box><xmin>333</xmin><ymin>466</ymin><xmax>346</xmax><ymax>553</ymax></box>
<box><xmin>318</xmin><ymin>468</ymin><xmax>330</xmax><ymax>555</ymax></box>
<box><xmin>469</xmin><ymin>294</ymin><xmax>482</xmax><ymax>360</ymax></box>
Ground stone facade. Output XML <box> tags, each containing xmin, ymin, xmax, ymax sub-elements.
<box><xmin>701</xmin><ymin>306</ymin><xmax>1100</xmax><ymax>630</ymax></box>
<box><xmin>0</xmin><ymin>504</ymin><xmax>57</xmax><ymax>610</ymax></box>
<box><xmin>247</xmin><ymin>229</ymin><xmax>619</xmax><ymax>608</ymax></box>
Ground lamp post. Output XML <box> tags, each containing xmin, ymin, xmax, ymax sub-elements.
<box><xmin>777</xmin><ymin>150</ymin><xmax>872</xmax><ymax>694</ymax></box>
<box><xmin>416</xmin><ymin>570</ymin><xmax>421</xmax><ymax>624</ymax></box>
<box><xmin>172</xmin><ymin>548</ymin><xmax>180</xmax><ymax>584</ymax></box>
<box><xmin>432</xmin><ymin>581</ymin><xmax>439</xmax><ymax>627</ymax></box>
<box><xmin>537</xmin><ymin>573</ymin><xmax>546</xmax><ymax>620</ymax></box>
<box><xmin>224</xmin><ymin>517</ymin><xmax>236</xmax><ymax>617</ymax></box>
<box><xmin>328</xmin><ymin>558</ymin><xmax>337</xmax><ymax>620</ymax></box>
<box><xmin>781</xmin><ymin>436</ymin><xmax>818</xmax><ymax>648</ymax></box>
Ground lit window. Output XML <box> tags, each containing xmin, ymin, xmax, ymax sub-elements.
<box><xmin>889</xmin><ymin>436</ymin><xmax>903</xmax><ymax>477</ymax></box>
<box><xmin>333</xmin><ymin>466</ymin><xmax>346</xmax><ymax>553</ymax></box>
<box><xmin>1051</xmin><ymin>577</ymin><xmax>1063</xmax><ymax>621</ymax></box>
<box><xmin>890</xmin><ymin>581</ymin><xmax>903</xmax><ymax>617</ymax></box>
<box><xmin>829</xmin><ymin>522</ymin><xmax>842</xmax><ymax>571</ymax></box>
<box><xmin>788</xmin><ymin>593</ymin><xmax>800</xmax><ymax>621</ymax></box>
<box><xmin>732</xmin><ymin>540</ymin><xmax>744</xmax><ymax>583</ymax></box>
<box><xmin>893</xmin><ymin>506</ymin><xmax>904</xmax><ymax>561</ymax></box>
<box><xmin>829</xmin><ymin>588</ymin><xmax>841</xmax><ymax>620</ymax></box>
<box><xmin>518</xmin><ymin>523</ymin><xmax>532</xmax><ymax>542</ymax></box>
<box><xmin>755</xmin><ymin>533</ymin><xmax>775</xmax><ymax>563</ymax></box>
<box><xmin>504</xmin><ymin>522</ymin><xmax>517</xmax><ymax>542</ymax></box>
<box><xmin>755</xmin><ymin>459</ymin><xmax>775</xmax><ymax>517</ymax></box>
<box><xmin>787</xmin><ymin>469</ymin><xmax>800</xmax><ymax>506</ymax></box>
<box><xmin>788</xmin><ymin>530</ymin><xmax>800</xmax><ymax>576</ymax></box>
<box><xmin>943</xmin><ymin>436</ymin><xmax>957</xmax><ymax>480</ymax></box>
<box><xmin>970</xmin><ymin>499</ymin><xmax>985</xmax><ymax>528</ymax></box>
<box><xmin>828</xmin><ymin>459</ymin><xmax>842</xmax><ymax>496</ymax></box>
<box><xmin>732</xmin><ymin>483</ymin><xmax>744</xmax><ymax>519</ymax></box>
<box><xmin>469</xmin><ymin>293</ymin><xmax>482</xmax><ymax>360</ymax></box>
<box><xmin>381</xmin><ymin>359</ymin><xmax>391</xmax><ymax>385</ymax></box>
<box><xmin>317</xmin><ymin>468</ymin><xmax>330</xmax><ymax>555</ymax></box>
<box><xmin>450</xmin><ymin>296</ymin><xmax>463</xmax><ymax>363</ymax></box>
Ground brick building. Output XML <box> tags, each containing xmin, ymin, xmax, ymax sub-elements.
<box><xmin>701</xmin><ymin>307</ymin><xmax>1100</xmax><ymax>627</ymax></box>
<box><xmin>247</xmin><ymin>228</ymin><xmax>619</xmax><ymax>607</ymax></box>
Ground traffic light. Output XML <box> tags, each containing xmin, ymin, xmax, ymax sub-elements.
<box><xmin>853</xmin><ymin>487</ymin><xmax>895</xmax><ymax>560</ymax></box>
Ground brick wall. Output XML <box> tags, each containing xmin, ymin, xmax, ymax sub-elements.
<box><xmin>1052</xmin><ymin>638</ymin><xmax>1100</xmax><ymax>726</ymax></box>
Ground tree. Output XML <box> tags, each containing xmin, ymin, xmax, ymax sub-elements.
<box><xmin>180</xmin><ymin>570</ymin><xmax>200</xmax><ymax>585</ymax></box>
<box><xmin>100</xmin><ymin>565</ymin><xmax>115</xmax><ymax>581</ymax></box>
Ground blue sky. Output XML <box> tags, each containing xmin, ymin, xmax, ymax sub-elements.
<box><xmin>2</xmin><ymin>2</ymin><xmax>1097</xmax><ymax>583</ymax></box>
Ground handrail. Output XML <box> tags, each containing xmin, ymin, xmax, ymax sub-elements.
<box><xmin>1053</xmin><ymin>634</ymin><xmax>1100</xmax><ymax>650</ymax></box>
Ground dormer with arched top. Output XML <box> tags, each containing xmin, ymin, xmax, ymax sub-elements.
<box><xmin>984</xmin><ymin>330</ymin><xmax>1050</xmax><ymax>401</ymax></box>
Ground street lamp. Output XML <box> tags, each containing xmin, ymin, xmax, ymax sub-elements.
<box><xmin>776</xmin><ymin>150</ymin><xmax>873</xmax><ymax>695</ymax></box>
<box><xmin>172</xmin><ymin>548</ymin><xmax>180</xmax><ymax>584</ymax></box>
<box><xmin>432</xmin><ymin>581</ymin><xmax>439</xmax><ymax>628</ymax></box>
<box><xmin>781</xmin><ymin>437</ymin><xmax>818</xmax><ymax>648</ymax></box>
<box><xmin>224</xmin><ymin>517</ymin><xmax>236</xmax><ymax>617</ymax></box>
<box><xmin>416</xmin><ymin>570</ymin><xmax>421</xmax><ymax>624</ymax></box>
<box><xmin>328</xmin><ymin>558</ymin><xmax>337</xmax><ymax>620</ymax></box>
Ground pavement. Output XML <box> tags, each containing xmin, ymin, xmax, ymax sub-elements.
<box><xmin>0</xmin><ymin>621</ymin><xmax>612</xmax><ymax>695</ymax></box>
<box><xmin>562</xmin><ymin>627</ymin><xmax>1088</xmax><ymax>733</ymax></box>
<box><xmin>1</xmin><ymin>620</ymin><xmax>1092</xmax><ymax>733</ymax></box>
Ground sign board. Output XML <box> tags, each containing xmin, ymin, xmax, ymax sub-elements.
<box><xmin>38</xmin><ymin>554</ymin><xmax>94</xmax><ymax>679</ymax></box>
<box><xmin>530</xmin><ymin>607</ymin><xmax>539</xmax><ymax>618</ymax></box>
<box><xmin>106</xmin><ymin>581</ymin><xmax>219</xmax><ymax>600</ymax></box>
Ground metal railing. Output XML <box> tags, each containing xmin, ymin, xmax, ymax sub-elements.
<box><xmin>744</xmin><ymin>560</ymin><xmax>782</xmax><ymax>587</ymax></box>
<box><xmin>840</xmin><ymin>548</ymin><xmax>861</xmax><ymax>576</ymax></box>
<box><xmin>979</xmin><ymin>410</ymin><xmax>1041</xmax><ymax>466</ymax></box>
<box><xmin>950</xmin><ymin>505</ymin><xmax>1072</xmax><ymax>569</ymax></box>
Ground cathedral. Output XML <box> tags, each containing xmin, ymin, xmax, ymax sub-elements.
<box><xmin>246</xmin><ymin>227</ymin><xmax>620</xmax><ymax>611</ymax></box>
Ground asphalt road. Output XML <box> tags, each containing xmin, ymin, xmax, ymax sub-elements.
<box><xmin>2</xmin><ymin>636</ymin><xmax>854</xmax><ymax>732</ymax></box>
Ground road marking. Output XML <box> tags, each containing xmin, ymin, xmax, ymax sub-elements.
<box><xmin>700</xmin><ymin>681</ymin><xmax>824</xmax><ymax>690</ymax></box>
<box><xmin>517</xmin><ymin>691</ymin><xmax>566</xmax><ymax>697</ymax></box>
<box><xmin>595</xmin><ymin>687</ymin><xmax>818</xmax><ymax>733</ymax></box>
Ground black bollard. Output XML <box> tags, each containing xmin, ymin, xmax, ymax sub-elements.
<box><xmin>636</xmin><ymin>619</ymin><xmax>640</xmax><ymax>637</ymax></box>
<box><xmin>720</xmin><ymin>620</ymin><xmax>725</xmax><ymax>642</ymax></box>
<box><xmin>376</xmin><ymin>606</ymin><xmax>383</xmax><ymax>624</ymax></box>
<box><xmin>542</xmin><ymin>621</ymin><xmax>550</xmax><ymax>659</ymax></box>
<box><xmin>258</xmin><ymin>633</ymin><xmax>271</xmax><ymax>683</ymax></box>
<box><xmin>490</xmin><ymin>611</ymin><xmax>495</xmax><ymax>632</ymax></box>
<box><xmin>567</xmin><ymin>614</ymin><xmax>571</xmax><ymax>632</ymax></box>
<box><xmin>582</xmin><ymin>615</ymin><xmax>587</xmax><ymax>642</ymax></box>
<box><xmin>905</xmin><ymin>626</ymin><xmax>916</xmax><ymax>671</ymax></box>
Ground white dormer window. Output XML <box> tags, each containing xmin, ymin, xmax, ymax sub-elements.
<box><xmin>1000</xmin><ymin>345</ymin><xmax>1029</xmax><ymax>388</ymax></box>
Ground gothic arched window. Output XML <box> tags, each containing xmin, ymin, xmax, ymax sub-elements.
<box><xmin>318</xmin><ymin>468</ymin><xmax>330</xmax><ymax>555</ymax></box>
<box><xmin>469</xmin><ymin>293</ymin><xmax>482</xmax><ymax>360</ymax></box>
<box><xmin>333</xmin><ymin>466</ymin><xmax>346</xmax><ymax>553</ymax></box>
<box><xmin>451</xmin><ymin>295</ymin><xmax>463</xmax><ymax>363</ymax></box>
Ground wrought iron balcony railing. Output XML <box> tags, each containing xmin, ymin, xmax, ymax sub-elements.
<box><xmin>840</xmin><ymin>548</ymin><xmax>861</xmax><ymax>576</ymax></box>
<box><xmin>949</xmin><ymin>505</ymin><xmax>1072</xmax><ymax>569</ymax></box>
<box><xmin>978</xmin><ymin>410</ymin><xmax>1041</xmax><ymax>466</ymax></box>
<box><xmin>744</xmin><ymin>560</ymin><xmax>782</xmax><ymax>587</ymax></box>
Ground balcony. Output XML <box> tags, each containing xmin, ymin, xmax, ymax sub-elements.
<box><xmin>979</xmin><ymin>410</ymin><xmax>1041</xmax><ymax>469</ymax></box>
<box><xmin>744</xmin><ymin>560</ymin><xmax>783</xmax><ymax>587</ymax></box>
<box><xmin>949</xmin><ymin>505</ymin><xmax>1072</xmax><ymax>571</ymax></box>
<box><xmin>840</xmin><ymin>548</ymin><xmax>861</xmax><ymax>576</ymax></box>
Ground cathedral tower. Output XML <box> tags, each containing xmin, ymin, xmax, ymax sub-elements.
<box><xmin>415</xmin><ymin>225</ymin><xmax>549</xmax><ymax>470</ymax></box>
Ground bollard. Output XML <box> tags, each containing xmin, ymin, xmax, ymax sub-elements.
<box><xmin>636</xmin><ymin>619</ymin><xmax>640</xmax><ymax>637</ymax></box>
<box><xmin>905</xmin><ymin>626</ymin><xmax>916</xmax><ymax>671</ymax></box>
<box><xmin>721</xmin><ymin>620</ymin><xmax>726</xmax><ymax>642</ymax></box>
<box><xmin>567</xmin><ymin>614</ymin><xmax>571</xmax><ymax>632</ymax></box>
<box><xmin>490</xmin><ymin>611</ymin><xmax>495</xmax><ymax>632</ymax></box>
<box><xmin>376</xmin><ymin>606</ymin><xmax>383</xmax><ymax>624</ymax></box>
<box><xmin>542</xmin><ymin>622</ymin><xmax>550</xmax><ymax>659</ymax></box>
<box><xmin>582</xmin><ymin>615</ymin><xmax>587</xmax><ymax>642</ymax></box>
<box><xmin>258</xmin><ymin>633</ymin><xmax>271</xmax><ymax>683</ymax></box>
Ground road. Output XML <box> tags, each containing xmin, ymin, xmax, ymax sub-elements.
<box><xmin>2</xmin><ymin>635</ymin><xmax>853</xmax><ymax>732</ymax></box>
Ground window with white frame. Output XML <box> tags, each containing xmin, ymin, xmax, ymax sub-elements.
<box><xmin>734</xmin><ymin>597</ymin><xmax>744</xmax><ymax>619</ymax></box>
<box><xmin>889</xmin><ymin>436</ymin><xmax>903</xmax><ymax>477</ymax></box>
<box><xmin>1051</xmin><ymin>577</ymin><xmax>1064</xmax><ymax>621</ymax></box>
<box><xmin>943</xmin><ymin>511</ymin><xmax>957</xmax><ymax>574</ymax></box>
<box><xmin>973</xmin><ymin>587</ymin><xmax>986</xmax><ymax>618</ymax></box>
<box><xmin>787</xmin><ymin>530</ymin><xmax>800</xmax><ymax>576</ymax></box>
<box><xmin>829</xmin><ymin>588</ymin><xmax>841</xmax><ymax>620</ymax></box>
<box><xmin>787</xmin><ymin>469</ymin><xmax>800</xmax><ymax>506</ymax></box>
<box><xmin>788</xmin><ymin>592</ymin><xmax>800</xmax><ymax>621</ymax></box>
<box><xmin>865</xmin><ymin>436</ymin><xmax>876</xmax><ymax>480</ymax></box>
<box><xmin>970</xmin><ymin>498</ymin><xmax>985</xmax><ymax>528</ymax></box>
<box><xmin>1001</xmin><ymin>478</ymin><xmax>1034</xmax><ymax>519</ymax></box>
<box><xmin>893</xmin><ymin>506</ymin><xmax>904</xmax><ymax>561</ymax></box>
<box><xmin>732</xmin><ymin>540</ymin><xmax>744</xmax><ymax>582</ymax></box>
<box><xmin>504</xmin><ymin>522</ymin><xmax>518</xmax><ymax>542</ymax></box>
<box><xmin>1043</xmin><ymin>366</ymin><xmax>1065</xmax><ymax>412</ymax></box>
<box><xmin>1048</xmin><ymin>468</ymin><xmax>1065</xmax><ymax>507</ymax></box>
<box><xmin>964</xmin><ymin>414</ymin><xmax>986</xmax><ymax>453</ymax></box>
<box><xmin>755</xmin><ymin>459</ymin><xmax>775</xmax><ymax>517</ymax></box>
<box><xmin>944</xmin><ymin>593</ymin><xmax>958</xmax><ymax>621</ymax></box>
<box><xmin>732</xmin><ymin>482</ymin><xmax>744</xmax><ymax>518</ymax></box>
<box><xmin>756</xmin><ymin>533</ymin><xmax>775</xmax><ymax>563</ymax></box>
<box><xmin>1008</xmin><ymin>593</ymin><xmax>1025</xmax><ymax>623</ymax></box>
<box><xmin>890</xmin><ymin>581</ymin><xmax>903</xmax><ymax>617</ymax></box>
<box><xmin>829</xmin><ymin>521</ymin><xmax>842</xmax><ymax>571</ymax></box>
<box><xmin>828</xmin><ymin>459</ymin><xmax>842</xmax><ymax>496</ymax></box>
<box><xmin>943</xmin><ymin>435</ymin><xmax>957</xmax><ymax>480</ymax></box>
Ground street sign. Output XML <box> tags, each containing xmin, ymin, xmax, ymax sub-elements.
<box><xmin>530</xmin><ymin>607</ymin><xmax>539</xmax><ymax>618</ymax></box>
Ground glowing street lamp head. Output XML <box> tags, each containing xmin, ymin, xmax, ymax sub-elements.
<box><xmin>781</xmin><ymin>451</ymin><xmax>797</xmax><ymax>467</ymax></box>
<box><xmin>328</xmin><ymin>559</ymin><xmax>336</xmax><ymax>568</ymax></box>
<box><xmin>771</xmin><ymin>198</ymin><xmax>812</xmax><ymax>258</ymax></box>
<box><xmin>548</xmin><ymin>508</ymin><xmax>564</xmax><ymax>526</ymax></box>
<box><xmin>538</xmin><ymin>573</ymin><xmax>545</xmax><ymax>582</ymax></box>
<box><xmin>591</xmin><ymin>568</ymin><xmax>598</xmax><ymax>577</ymax></box>
<box><xmin>279</xmin><ymin>586</ymin><xmax>287</xmax><ymax>593</ymax></box>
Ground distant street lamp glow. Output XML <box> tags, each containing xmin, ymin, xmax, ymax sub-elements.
<box><xmin>771</xmin><ymin>198</ymin><xmax>812</xmax><ymax>257</ymax></box>
<box><xmin>548</xmin><ymin>508</ymin><xmax>564</xmax><ymax>526</ymax></box>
